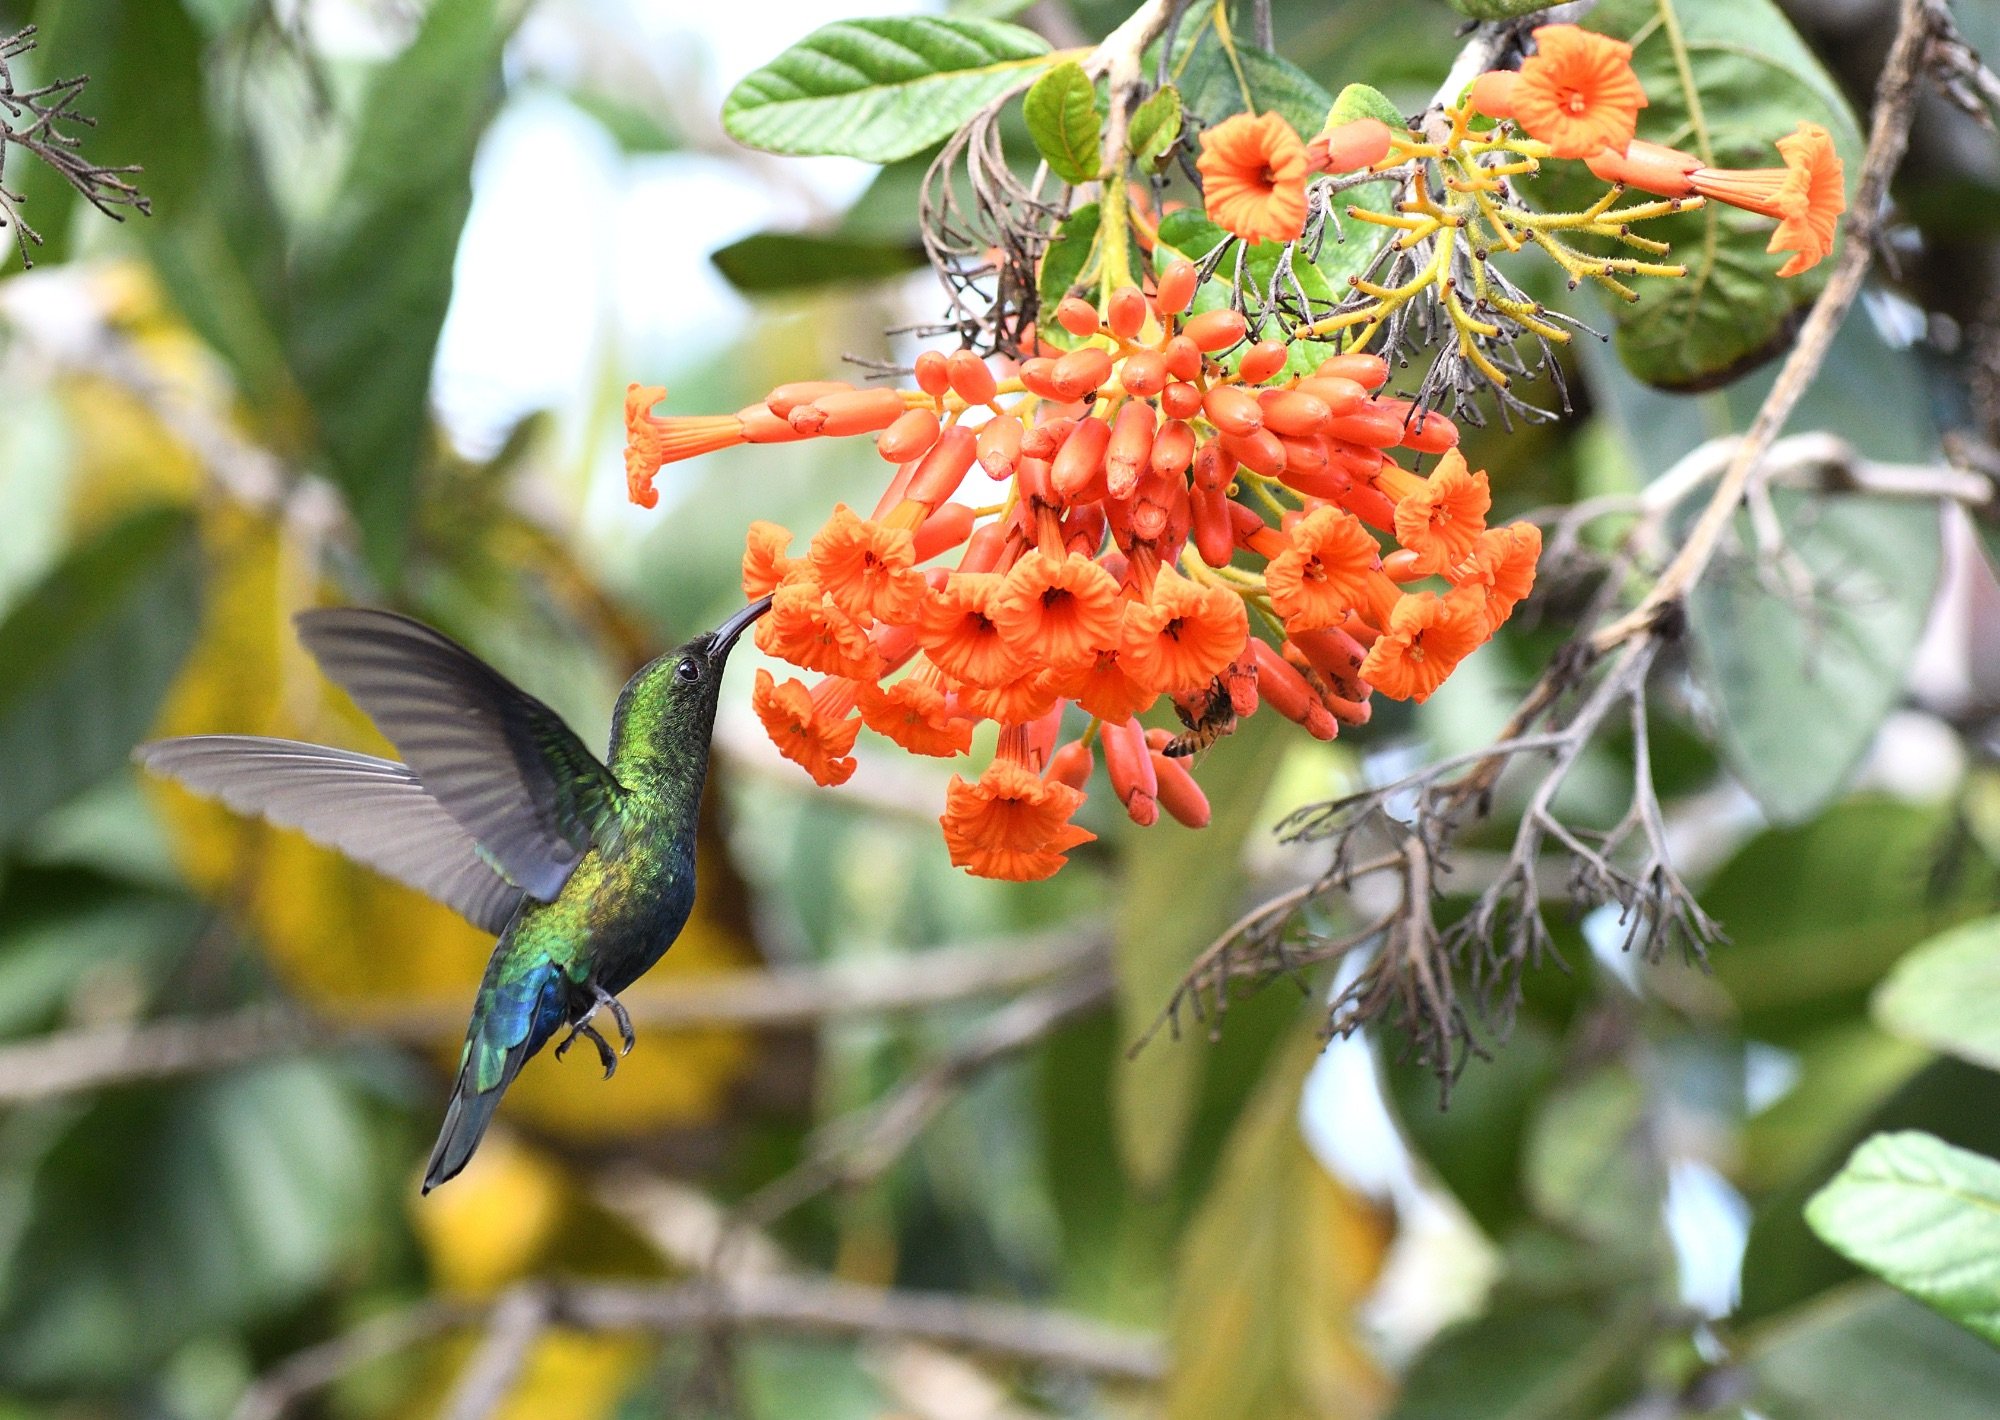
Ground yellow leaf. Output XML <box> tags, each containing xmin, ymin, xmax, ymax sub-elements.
<box><xmin>1168</xmin><ymin>1023</ymin><xmax>1395</xmax><ymax>1420</ymax></box>
<box><xmin>411</xmin><ymin>1131</ymin><xmax>573</xmax><ymax>1298</ymax></box>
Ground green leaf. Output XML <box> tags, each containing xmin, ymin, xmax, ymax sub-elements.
<box><xmin>285</xmin><ymin>0</ymin><xmax>511</xmax><ymax>578</ymax></box>
<box><xmin>0</xmin><ymin>1060</ymin><xmax>381</xmax><ymax>1386</ymax></box>
<box><xmin>1176</xmin><ymin>37</ymin><xmax>1331</xmax><ymax>140</ymax></box>
<box><xmin>1167</xmin><ymin>1025</ymin><xmax>1391</xmax><ymax>1420</ymax></box>
<box><xmin>1523</xmin><ymin>1067</ymin><xmax>1669</xmax><ymax>1258</ymax></box>
<box><xmin>1743</xmin><ymin>1286</ymin><xmax>2000</xmax><ymax>1419</ymax></box>
<box><xmin>1325</xmin><ymin>82</ymin><xmax>1404</xmax><ymax>131</ymax></box>
<box><xmin>1037</xmin><ymin>201</ymin><xmax>1100</xmax><ymax>332</ymax></box>
<box><xmin>560</xmin><ymin>87</ymin><xmax>680</xmax><ymax>154</ymax></box>
<box><xmin>1875</xmin><ymin>916</ymin><xmax>2000</xmax><ymax>1073</ymax></box>
<box><xmin>722</xmin><ymin>18</ymin><xmax>1054</xmax><ymax>163</ymax></box>
<box><xmin>710</xmin><ymin>232</ymin><xmax>927</xmax><ymax>292</ymax></box>
<box><xmin>1687</xmin><ymin>494</ymin><xmax>1940</xmax><ymax>825</ymax></box>
<box><xmin>1115</xmin><ymin>710</ymin><xmax>1283</xmax><ymax>1190</ymax></box>
<box><xmin>1390</xmin><ymin>1296</ymin><xmax>1653</xmax><ymax>1420</ymax></box>
<box><xmin>4</xmin><ymin>0</ymin><xmax>207</xmax><ymax>268</ymax></box>
<box><xmin>1023</xmin><ymin>60</ymin><xmax>1102</xmax><ymax>185</ymax></box>
<box><xmin>0</xmin><ymin>506</ymin><xmax>201</xmax><ymax>844</ymax></box>
<box><xmin>1534</xmin><ymin>0</ymin><xmax>1863</xmax><ymax>388</ymax></box>
<box><xmin>1805</xmin><ymin>1132</ymin><xmax>2000</xmax><ymax>1344</ymax></box>
<box><xmin>1128</xmin><ymin>85</ymin><xmax>1183</xmax><ymax>163</ymax></box>
<box><xmin>1446</xmin><ymin>0</ymin><xmax>1561</xmax><ymax>18</ymax></box>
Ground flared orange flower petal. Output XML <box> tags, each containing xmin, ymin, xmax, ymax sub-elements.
<box><xmin>1265</xmin><ymin>505</ymin><xmax>1392</xmax><ymax>631</ymax></box>
<box><xmin>989</xmin><ymin>550</ymin><xmax>1125</xmax><ymax>671</ymax></box>
<box><xmin>1449</xmin><ymin>523</ymin><xmax>1542</xmax><ymax>632</ymax></box>
<box><xmin>743</xmin><ymin>520</ymin><xmax>801</xmax><ymax>599</ymax></box>
<box><xmin>917</xmin><ymin>573</ymin><xmax>1028</xmax><ymax>688</ymax></box>
<box><xmin>1196</xmin><ymin>111</ymin><xmax>1310</xmax><ymax>245</ymax></box>
<box><xmin>940</xmin><ymin>759</ymin><xmax>1095</xmax><ymax>881</ymax></box>
<box><xmin>1359</xmin><ymin>591</ymin><xmax>1487</xmax><ymax>703</ymax></box>
<box><xmin>809</xmin><ymin>503</ymin><xmax>928</xmax><ymax>625</ymax></box>
<box><xmin>754</xmin><ymin>580</ymin><xmax>882</xmax><ymax>681</ymax></box>
<box><xmin>857</xmin><ymin>667</ymin><xmax>974</xmax><ymax>758</ymax></box>
<box><xmin>956</xmin><ymin>668</ymin><xmax>1063</xmax><ymax>725</ymax></box>
<box><xmin>1393</xmin><ymin>449</ymin><xmax>1491</xmax><ymax>576</ymax></box>
<box><xmin>1120</xmin><ymin>567</ymin><xmax>1250</xmax><ymax>694</ymax></box>
<box><xmin>752</xmin><ymin>670</ymin><xmax>861</xmax><ymax>786</ymax></box>
<box><xmin>1052</xmin><ymin>647</ymin><xmax>1159</xmax><ymax>724</ymax></box>
<box><xmin>625</xmin><ymin>384</ymin><xmax>745</xmax><ymax>509</ymax></box>
<box><xmin>1770</xmin><ymin>122</ymin><xmax>1845</xmax><ymax>278</ymax></box>
<box><xmin>1511</xmin><ymin>25</ymin><xmax>1648</xmax><ymax>160</ymax></box>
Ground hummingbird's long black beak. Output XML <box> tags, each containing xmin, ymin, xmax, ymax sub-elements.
<box><xmin>712</xmin><ymin>594</ymin><xmax>775</xmax><ymax>656</ymax></box>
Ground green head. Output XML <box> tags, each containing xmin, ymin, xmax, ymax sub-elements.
<box><xmin>608</xmin><ymin>596</ymin><xmax>772</xmax><ymax>783</ymax></box>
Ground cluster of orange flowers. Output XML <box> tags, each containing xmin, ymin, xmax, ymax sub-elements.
<box><xmin>626</xmin><ymin>266</ymin><xmax>1540</xmax><ymax>880</ymax></box>
<box><xmin>1191</xmin><ymin>23</ymin><xmax>1845</xmax><ymax>280</ymax></box>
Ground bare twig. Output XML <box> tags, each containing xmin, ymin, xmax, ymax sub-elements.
<box><xmin>235</xmin><ymin>1275</ymin><xmax>1164</xmax><ymax>1420</ymax></box>
<box><xmin>0</xmin><ymin>931</ymin><xmax>1106</xmax><ymax>1104</ymax></box>
<box><xmin>0</xmin><ymin>26</ymin><xmax>151</xmax><ymax>267</ymax></box>
<box><xmin>437</xmin><ymin>1286</ymin><xmax>552</xmax><ymax>1420</ymax></box>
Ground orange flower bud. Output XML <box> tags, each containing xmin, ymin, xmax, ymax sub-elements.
<box><xmin>1151</xmin><ymin>419</ymin><xmax>1196</xmax><ymax>478</ymax></box>
<box><xmin>1105</xmin><ymin>400</ymin><xmax>1157</xmax><ymax>500</ymax></box>
<box><xmin>879</xmin><ymin>407</ymin><xmax>942</xmax><ymax>463</ymax></box>
<box><xmin>1155</xmin><ymin>259</ymin><xmax>1199</xmax><ymax>316</ymax></box>
<box><xmin>1102</xmin><ymin>716</ymin><xmax>1159</xmax><ymax>827</ymax></box>
<box><xmin>1161</xmin><ymin>380</ymin><xmax>1203</xmax><ymax>421</ymax></box>
<box><xmin>1237</xmin><ymin>340</ymin><xmax>1289</xmax><ymax>385</ymax></box>
<box><xmin>1313</xmin><ymin>353</ymin><xmax>1389</xmax><ymax>390</ymax></box>
<box><xmin>1260</xmin><ymin>389</ymin><xmax>1333</xmax><ymax>437</ymax></box>
<box><xmin>947</xmin><ymin>350</ymin><xmax>999</xmax><ymax>405</ymax></box>
<box><xmin>1276</xmin><ymin>434</ymin><xmax>1330</xmax><ymax>478</ymax></box>
<box><xmin>1202</xmin><ymin>384</ymin><xmax>1264</xmax><ymax>437</ymax></box>
<box><xmin>913</xmin><ymin>350</ymin><xmax>950</xmax><ymax>398</ymax></box>
<box><xmin>1193</xmin><ymin>439</ymin><xmax>1237</xmax><ymax>492</ymax></box>
<box><xmin>912</xmin><ymin>502</ymin><xmax>976</xmax><ymax>562</ymax></box>
<box><xmin>1251</xmin><ymin>640</ymin><xmax>1336</xmax><ymax>740</ymax></box>
<box><xmin>794</xmin><ymin>387</ymin><xmax>907</xmax><ymax>437</ymax></box>
<box><xmin>1046</xmin><ymin>739</ymin><xmax>1094</xmax><ymax>790</ymax></box>
<box><xmin>1192</xmin><ymin>482</ymin><xmax>1235</xmax><ymax>567</ymax></box>
<box><xmin>1294</xmin><ymin>375</ymin><xmax>1367</xmax><ymax>415</ymax></box>
<box><xmin>1163</xmin><ymin>335</ymin><xmax>1203</xmax><ymax>382</ymax></box>
<box><xmin>1107</xmin><ymin>286</ymin><xmax>1148</xmax><ymax>340</ymax></box>
<box><xmin>1310</xmin><ymin>118</ymin><xmax>1395</xmax><ymax>174</ymax></box>
<box><xmin>1287</xmin><ymin>625</ymin><xmax>1372</xmax><ymax>701</ymax></box>
<box><xmin>767</xmin><ymin>380</ymin><xmax>854</xmax><ymax>417</ymax></box>
<box><xmin>1143</xmin><ymin>732</ymin><xmax>1211</xmax><ymax>828</ymax></box>
<box><xmin>1052</xmin><ymin>415</ymin><xmax>1112</xmax><ymax>501</ymax></box>
<box><xmin>1221</xmin><ymin>428</ymin><xmax>1287</xmax><ymax>477</ymax></box>
<box><xmin>1376</xmin><ymin>399</ymin><xmax>1459</xmax><ymax>453</ymax></box>
<box><xmin>1278</xmin><ymin>463</ymin><xmax>1354</xmax><ymax>502</ymax></box>
<box><xmin>958</xmin><ymin>521</ymin><xmax>1008</xmax><ymax>574</ymax></box>
<box><xmin>1468</xmin><ymin>69</ymin><xmax>1520</xmax><ymax>121</ymax></box>
<box><xmin>1055</xmin><ymin>296</ymin><xmax>1100</xmax><ymax>338</ymax></box>
<box><xmin>1120</xmin><ymin>348</ymin><xmax>1169</xmax><ymax>398</ymax></box>
<box><xmin>906</xmin><ymin>425</ymin><xmax>979</xmax><ymax>507</ymax></box>
<box><xmin>1183</xmin><ymin>308</ymin><xmax>1248</xmax><ymax>352</ymax></box>
<box><xmin>1051</xmin><ymin>346</ymin><xmax>1115</xmax><ymax>401</ymax></box>
<box><xmin>976</xmin><ymin>413</ymin><xmax>1023</xmax><ymax>478</ymax></box>
<box><xmin>1019</xmin><ymin>357</ymin><xmax>1064</xmax><ymax>400</ymax></box>
<box><xmin>1021</xmin><ymin>416</ymin><xmax>1076</xmax><ymax>461</ymax></box>
<box><xmin>1326</xmin><ymin>403</ymin><xmax>1406</xmax><ymax>448</ymax></box>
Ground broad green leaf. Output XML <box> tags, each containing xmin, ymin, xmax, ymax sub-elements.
<box><xmin>1874</xmin><ymin>916</ymin><xmax>2000</xmax><ymax>1073</ymax></box>
<box><xmin>1805</xmin><ymin>1132</ymin><xmax>2000</xmax><ymax>1343</ymax></box>
<box><xmin>0</xmin><ymin>867</ymin><xmax>202</xmax><ymax>1039</ymax></box>
<box><xmin>1116</xmin><ymin>710</ymin><xmax>1283</xmax><ymax>1190</ymax></box>
<box><xmin>0</xmin><ymin>1060</ymin><xmax>380</xmax><ymax>1386</ymax></box>
<box><xmin>1743</xmin><ymin>1286</ymin><xmax>2000</xmax><ymax>1419</ymax></box>
<box><xmin>286</xmin><ymin>0</ymin><xmax>511</xmax><ymax>577</ymax></box>
<box><xmin>561</xmin><ymin>87</ymin><xmax>681</xmax><ymax>154</ymax></box>
<box><xmin>722</xmin><ymin>18</ymin><xmax>1054</xmax><ymax>163</ymax></box>
<box><xmin>1535</xmin><ymin>0</ymin><xmax>1863</xmax><ymax>388</ymax></box>
<box><xmin>0</xmin><ymin>506</ymin><xmax>200</xmax><ymax>844</ymax></box>
<box><xmin>1523</xmin><ymin>1067</ymin><xmax>1669</xmax><ymax>1258</ymax></box>
<box><xmin>1037</xmin><ymin>201</ymin><xmax>1100</xmax><ymax>339</ymax></box>
<box><xmin>1128</xmin><ymin>84</ymin><xmax>1183</xmax><ymax>163</ymax></box>
<box><xmin>1175</xmin><ymin>37</ymin><xmax>1331</xmax><ymax>140</ymax></box>
<box><xmin>1446</xmin><ymin>0</ymin><xmax>1558</xmax><ymax>18</ymax></box>
<box><xmin>1740</xmin><ymin>1021</ymin><xmax>1927</xmax><ymax>1194</ymax></box>
<box><xmin>1023</xmin><ymin>60</ymin><xmax>1102</xmax><ymax>185</ymax></box>
<box><xmin>1688</xmin><ymin>494</ymin><xmax>1940</xmax><ymax>825</ymax></box>
<box><xmin>1325</xmin><ymin>82</ymin><xmax>1405</xmax><ymax>131</ymax></box>
<box><xmin>4</xmin><ymin>0</ymin><xmax>207</xmax><ymax>268</ymax></box>
<box><xmin>1390</xmin><ymin>1296</ymin><xmax>1652</xmax><ymax>1420</ymax></box>
<box><xmin>710</xmin><ymin>231</ymin><xmax>926</xmax><ymax>292</ymax></box>
<box><xmin>1168</xmin><ymin>1026</ymin><xmax>1392</xmax><ymax>1420</ymax></box>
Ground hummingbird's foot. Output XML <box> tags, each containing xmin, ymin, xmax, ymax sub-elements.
<box><xmin>588</xmin><ymin>983</ymin><xmax>636</xmax><ymax>1056</ymax></box>
<box><xmin>555</xmin><ymin>1021</ymin><xmax>618</xmax><ymax>1078</ymax></box>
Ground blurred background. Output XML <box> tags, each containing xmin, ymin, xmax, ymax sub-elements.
<box><xmin>3</xmin><ymin>0</ymin><xmax>2000</xmax><ymax>1415</ymax></box>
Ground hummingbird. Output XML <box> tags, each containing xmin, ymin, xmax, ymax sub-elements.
<box><xmin>136</xmin><ymin>596</ymin><xmax>772</xmax><ymax>1192</ymax></box>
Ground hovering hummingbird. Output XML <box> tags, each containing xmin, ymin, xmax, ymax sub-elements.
<box><xmin>137</xmin><ymin>596</ymin><xmax>772</xmax><ymax>1192</ymax></box>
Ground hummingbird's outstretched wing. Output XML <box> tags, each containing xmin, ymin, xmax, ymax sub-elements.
<box><xmin>295</xmin><ymin>609</ymin><xmax>625</xmax><ymax>900</ymax></box>
<box><xmin>135</xmin><ymin>736</ymin><xmax>525</xmax><ymax>934</ymax></box>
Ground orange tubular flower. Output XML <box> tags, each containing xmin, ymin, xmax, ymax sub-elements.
<box><xmin>1510</xmin><ymin>25</ymin><xmax>1648</xmax><ymax>160</ymax></box>
<box><xmin>957</xmin><ymin>668</ymin><xmax>1063</xmax><ymax>725</ymax></box>
<box><xmin>1450</xmin><ymin>523</ymin><xmax>1542</xmax><ymax>632</ymax></box>
<box><xmin>755</xmin><ymin>580</ymin><xmax>882</xmax><ymax>681</ymax></box>
<box><xmin>809</xmin><ymin>504</ymin><xmax>927</xmax><ymax>625</ymax></box>
<box><xmin>1680</xmin><ymin>122</ymin><xmax>1846</xmax><ymax>278</ymax></box>
<box><xmin>752</xmin><ymin>670</ymin><xmax>862</xmax><ymax>786</ymax></box>
<box><xmin>990</xmin><ymin>551</ymin><xmax>1125</xmax><ymax>672</ymax></box>
<box><xmin>1392</xmin><ymin>450</ymin><xmax>1492</xmax><ymax>576</ymax></box>
<box><xmin>626</xmin><ymin>385</ymin><xmax>741</xmax><ymax>508</ymax></box>
<box><xmin>940</xmin><ymin>758</ymin><xmax>1095</xmax><ymax>881</ymax></box>
<box><xmin>1360</xmin><ymin>592</ymin><xmax>1487</xmax><ymax>703</ymax></box>
<box><xmin>1121</xmin><ymin>567</ymin><xmax>1250</xmax><ymax>693</ymax></box>
<box><xmin>857</xmin><ymin>665</ymin><xmax>973</xmax><ymax>758</ymax></box>
<box><xmin>1053</xmin><ymin>647</ymin><xmax>1159</xmax><ymax>724</ymax></box>
<box><xmin>743</xmin><ymin>521</ymin><xmax>800</xmax><ymax>598</ymax></box>
<box><xmin>1265</xmin><ymin>506</ymin><xmax>1396</xmax><ymax>631</ymax></box>
<box><xmin>917</xmin><ymin>573</ymin><xmax>1026</xmax><ymax>688</ymax></box>
<box><xmin>1196</xmin><ymin>111</ymin><xmax>1310</xmax><ymax>245</ymax></box>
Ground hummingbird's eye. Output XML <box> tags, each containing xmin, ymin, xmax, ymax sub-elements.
<box><xmin>675</xmin><ymin>657</ymin><xmax>701</xmax><ymax>683</ymax></box>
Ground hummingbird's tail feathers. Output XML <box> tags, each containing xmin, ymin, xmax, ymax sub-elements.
<box><xmin>135</xmin><ymin>736</ymin><xmax>527</xmax><ymax>936</ymax></box>
<box><xmin>293</xmin><ymin>608</ymin><xmax>624</xmax><ymax>899</ymax></box>
<box><xmin>422</xmin><ymin>958</ymin><xmax>570</xmax><ymax>1193</ymax></box>
<box><xmin>423</xmin><ymin>1064</ymin><xmax>515</xmax><ymax>1193</ymax></box>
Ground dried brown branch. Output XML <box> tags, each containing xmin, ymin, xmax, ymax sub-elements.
<box><xmin>0</xmin><ymin>26</ymin><xmax>150</xmax><ymax>266</ymax></box>
<box><xmin>0</xmin><ymin>930</ymin><xmax>1106</xmax><ymax>1105</ymax></box>
<box><xmin>235</xmin><ymin>1274</ymin><xmax>1164</xmax><ymax>1420</ymax></box>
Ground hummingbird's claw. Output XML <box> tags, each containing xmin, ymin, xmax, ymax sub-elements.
<box><xmin>555</xmin><ymin>1014</ymin><xmax>619</xmax><ymax>1077</ymax></box>
<box><xmin>589</xmin><ymin>982</ymin><xmax>636</xmax><ymax>1056</ymax></box>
